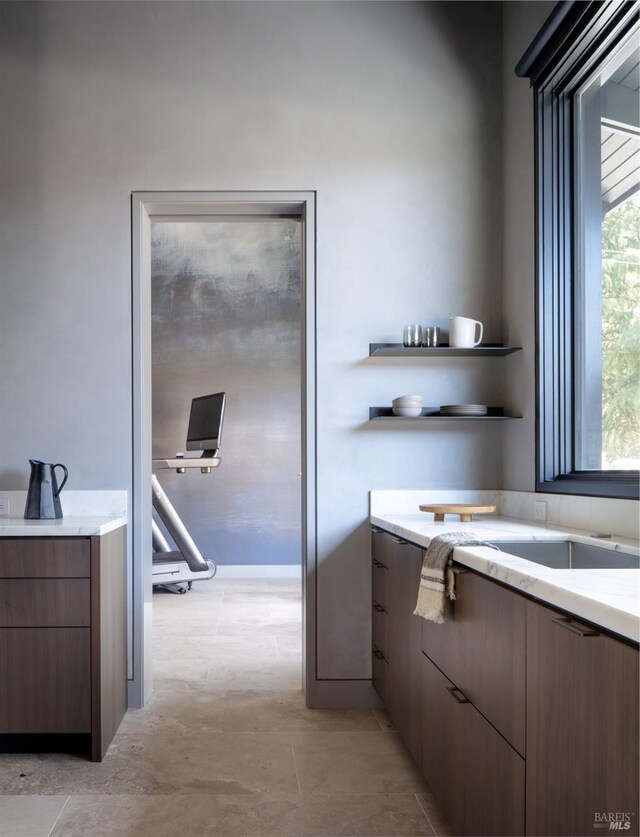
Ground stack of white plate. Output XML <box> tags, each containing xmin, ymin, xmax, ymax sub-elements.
<box><xmin>440</xmin><ymin>404</ymin><xmax>488</xmax><ymax>417</ymax></box>
<box><xmin>392</xmin><ymin>395</ymin><xmax>423</xmax><ymax>417</ymax></box>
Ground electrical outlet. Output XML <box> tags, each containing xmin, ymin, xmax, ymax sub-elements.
<box><xmin>0</xmin><ymin>496</ymin><xmax>11</xmax><ymax>517</ymax></box>
<box><xmin>534</xmin><ymin>500</ymin><xmax>547</xmax><ymax>522</ymax></box>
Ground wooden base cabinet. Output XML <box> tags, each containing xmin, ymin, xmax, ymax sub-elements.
<box><xmin>371</xmin><ymin>529</ymin><xmax>423</xmax><ymax>769</ymax></box>
<box><xmin>526</xmin><ymin>600</ymin><xmax>640</xmax><ymax>837</ymax></box>
<box><xmin>371</xmin><ymin>528</ymin><xmax>390</xmax><ymax>705</ymax></box>
<box><xmin>422</xmin><ymin>653</ymin><xmax>525</xmax><ymax>837</ymax></box>
<box><xmin>386</xmin><ymin>536</ymin><xmax>424</xmax><ymax>768</ymax></box>
<box><xmin>0</xmin><ymin>528</ymin><xmax>127</xmax><ymax>762</ymax></box>
<box><xmin>371</xmin><ymin>525</ymin><xmax>639</xmax><ymax>837</ymax></box>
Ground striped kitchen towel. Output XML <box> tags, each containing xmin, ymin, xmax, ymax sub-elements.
<box><xmin>414</xmin><ymin>532</ymin><xmax>497</xmax><ymax>623</ymax></box>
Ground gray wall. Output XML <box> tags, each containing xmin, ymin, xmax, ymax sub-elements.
<box><xmin>0</xmin><ymin>1</ymin><xmax>503</xmax><ymax>682</ymax></box>
<box><xmin>501</xmin><ymin>1</ymin><xmax>557</xmax><ymax>491</ymax></box>
<box><xmin>151</xmin><ymin>220</ymin><xmax>301</xmax><ymax>566</ymax></box>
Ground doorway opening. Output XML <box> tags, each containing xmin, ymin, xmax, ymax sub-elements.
<box><xmin>131</xmin><ymin>193</ymin><xmax>316</xmax><ymax>708</ymax></box>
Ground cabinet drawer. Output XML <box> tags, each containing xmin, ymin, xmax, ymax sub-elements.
<box><xmin>422</xmin><ymin>569</ymin><xmax>526</xmax><ymax>755</ymax></box>
<box><xmin>372</xmin><ymin>601</ymin><xmax>388</xmax><ymax>660</ymax></box>
<box><xmin>0</xmin><ymin>538</ymin><xmax>90</xmax><ymax>578</ymax></box>
<box><xmin>526</xmin><ymin>600</ymin><xmax>639</xmax><ymax>836</ymax></box>
<box><xmin>372</xmin><ymin>557</ymin><xmax>388</xmax><ymax>609</ymax></box>
<box><xmin>422</xmin><ymin>653</ymin><xmax>525</xmax><ymax>836</ymax></box>
<box><xmin>0</xmin><ymin>628</ymin><xmax>91</xmax><ymax>733</ymax></box>
<box><xmin>0</xmin><ymin>579</ymin><xmax>90</xmax><ymax>627</ymax></box>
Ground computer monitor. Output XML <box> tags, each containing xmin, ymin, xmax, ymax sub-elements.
<box><xmin>186</xmin><ymin>392</ymin><xmax>226</xmax><ymax>457</ymax></box>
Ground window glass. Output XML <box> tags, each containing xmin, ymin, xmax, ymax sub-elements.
<box><xmin>575</xmin><ymin>33</ymin><xmax>640</xmax><ymax>471</ymax></box>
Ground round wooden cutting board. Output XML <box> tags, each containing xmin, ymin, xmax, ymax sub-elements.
<box><xmin>419</xmin><ymin>503</ymin><xmax>497</xmax><ymax>522</ymax></box>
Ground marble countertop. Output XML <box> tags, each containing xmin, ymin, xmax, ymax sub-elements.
<box><xmin>0</xmin><ymin>514</ymin><xmax>127</xmax><ymax>537</ymax></box>
<box><xmin>371</xmin><ymin>513</ymin><xmax>640</xmax><ymax>643</ymax></box>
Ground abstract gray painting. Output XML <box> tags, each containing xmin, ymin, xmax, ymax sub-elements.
<box><xmin>151</xmin><ymin>220</ymin><xmax>302</xmax><ymax>566</ymax></box>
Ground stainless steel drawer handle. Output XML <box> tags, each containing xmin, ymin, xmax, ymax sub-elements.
<box><xmin>551</xmin><ymin>616</ymin><xmax>600</xmax><ymax>637</ymax></box>
<box><xmin>372</xmin><ymin>648</ymin><xmax>385</xmax><ymax>660</ymax></box>
<box><xmin>372</xmin><ymin>558</ymin><xmax>387</xmax><ymax>569</ymax></box>
<box><xmin>372</xmin><ymin>527</ymin><xmax>384</xmax><ymax>534</ymax></box>
<box><xmin>391</xmin><ymin>537</ymin><xmax>407</xmax><ymax>545</ymax></box>
<box><xmin>372</xmin><ymin>601</ymin><xmax>385</xmax><ymax>613</ymax></box>
<box><xmin>446</xmin><ymin>686</ymin><xmax>469</xmax><ymax>704</ymax></box>
<box><xmin>451</xmin><ymin>567</ymin><xmax>468</xmax><ymax>575</ymax></box>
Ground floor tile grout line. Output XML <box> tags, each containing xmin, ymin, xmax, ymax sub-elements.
<box><xmin>415</xmin><ymin>791</ymin><xmax>439</xmax><ymax>837</ymax></box>
<box><xmin>46</xmin><ymin>794</ymin><xmax>71</xmax><ymax>837</ymax></box>
<box><xmin>289</xmin><ymin>732</ymin><xmax>303</xmax><ymax>796</ymax></box>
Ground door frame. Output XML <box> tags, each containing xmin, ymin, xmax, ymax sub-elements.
<box><xmin>130</xmin><ymin>191</ymin><xmax>316</xmax><ymax>708</ymax></box>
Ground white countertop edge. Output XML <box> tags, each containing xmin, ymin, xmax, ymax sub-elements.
<box><xmin>0</xmin><ymin>514</ymin><xmax>127</xmax><ymax>537</ymax></box>
<box><xmin>370</xmin><ymin>514</ymin><xmax>640</xmax><ymax>555</ymax></box>
<box><xmin>371</xmin><ymin>513</ymin><xmax>640</xmax><ymax>644</ymax></box>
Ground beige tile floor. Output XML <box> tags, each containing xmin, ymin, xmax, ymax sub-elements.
<box><xmin>0</xmin><ymin>578</ymin><xmax>452</xmax><ymax>837</ymax></box>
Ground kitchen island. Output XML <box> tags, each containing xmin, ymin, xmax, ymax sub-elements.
<box><xmin>0</xmin><ymin>509</ymin><xmax>127</xmax><ymax>762</ymax></box>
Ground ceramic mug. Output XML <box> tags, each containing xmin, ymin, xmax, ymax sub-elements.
<box><xmin>449</xmin><ymin>316</ymin><xmax>483</xmax><ymax>348</ymax></box>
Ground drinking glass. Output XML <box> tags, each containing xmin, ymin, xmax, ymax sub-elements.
<box><xmin>403</xmin><ymin>325</ymin><xmax>422</xmax><ymax>347</ymax></box>
<box><xmin>422</xmin><ymin>326</ymin><xmax>440</xmax><ymax>347</ymax></box>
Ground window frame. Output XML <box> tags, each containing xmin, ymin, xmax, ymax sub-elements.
<box><xmin>516</xmin><ymin>0</ymin><xmax>640</xmax><ymax>500</ymax></box>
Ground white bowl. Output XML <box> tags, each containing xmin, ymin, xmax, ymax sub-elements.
<box><xmin>393</xmin><ymin>395</ymin><xmax>422</xmax><ymax>402</ymax></box>
<box><xmin>392</xmin><ymin>399</ymin><xmax>423</xmax><ymax>407</ymax></box>
<box><xmin>392</xmin><ymin>405</ymin><xmax>423</xmax><ymax>417</ymax></box>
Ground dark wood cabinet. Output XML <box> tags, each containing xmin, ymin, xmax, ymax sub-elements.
<box><xmin>371</xmin><ymin>525</ymin><xmax>639</xmax><ymax>837</ymax></box>
<box><xmin>0</xmin><ymin>527</ymin><xmax>127</xmax><ymax>762</ymax></box>
<box><xmin>422</xmin><ymin>568</ymin><xmax>526</xmax><ymax>755</ymax></box>
<box><xmin>527</xmin><ymin>599</ymin><xmax>640</xmax><ymax>837</ymax></box>
<box><xmin>422</xmin><ymin>652</ymin><xmax>525</xmax><ymax>837</ymax></box>
<box><xmin>371</xmin><ymin>528</ymin><xmax>390</xmax><ymax>704</ymax></box>
<box><xmin>386</xmin><ymin>536</ymin><xmax>423</xmax><ymax>768</ymax></box>
<box><xmin>371</xmin><ymin>530</ymin><xmax>423</xmax><ymax>768</ymax></box>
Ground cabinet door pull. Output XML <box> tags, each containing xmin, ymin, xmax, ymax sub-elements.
<box><xmin>451</xmin><ymin>567</ymin><xmax>468</xmax><ymax>575</ymax></box>
<box><xmin>391</xmin><ymin>537</ymin><xmax>407</xmax><ymax>545</ymax></box>
<box><xmin>446</xmin><ymin>686</ymin><xmax>469</xmax><ymax>704</ymax></box>
<box><xmin>372</xmin><ymin>647</ymin><xmax>385</xmax><ymax>660</ymax></box>
<box><xmin>551</xmin><ymin>616</ymin><xmax>600</xmax><ymax>637</ymax></box>
<box><xmin>371</xmin><ymin>527</ymin><xmax>384</xmax><ymax>535</ymax></box>
<box><xmin>372</xmin><ymin>601</ymin><xmax>385</xmax><ymax>613</ymax></box>
<box><xmin>372</xmin><ymin>558</ymin><xmax>387</xmax><ymax>569</ymax></box>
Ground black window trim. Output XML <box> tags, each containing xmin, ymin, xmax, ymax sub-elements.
<box><xmin>517</xmin><ymin>0</ymin><xmax>640</xmax><ymax>501</ymax></box>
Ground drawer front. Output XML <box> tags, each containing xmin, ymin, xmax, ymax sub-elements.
<box><xmin>372</xmin><ymin>602</ymin><xmax>388</xmax><ymax>660</ymax></box>
<box><xmin>422</xmin><ymin>569</ymin><xmax>526</xmax><ymax>755</ymax></box>
<box><xmin>372</xmin><ymin>645</ymin><xmax>388</xmax><ymax>704</ymax></box>
<box><xmin>526</xmin><ymin>600</ymin><xmax>639</xmax><ymax>837</ymax></box>
<box><xmin>0</xmin><ymin>628</ymin><xmax>91</xmax><ymax>733</ymax></box>
<box><xmin>372</xmin><ymin>558</ymin><xmax>388</xmax><ymax>609</ymax></box>
<box><xmin>422</xmin><ymin>653</ymin><xmax>525</xmax><ymax>837</ymax></box>
<box><xmin>0</xmin><ymin>579</ymin><xmax>90</xmax><ymax>627</ymax></box>
<box><xmin>0</xmin><ymin>538</ymin><xmax>90</xmax><ymax>578</ymax></box>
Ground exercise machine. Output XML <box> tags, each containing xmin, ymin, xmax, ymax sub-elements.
<box><xmin>152</xmin><ymin>392</ymin><xmax>226</xmax><ymax>594</ymax></box>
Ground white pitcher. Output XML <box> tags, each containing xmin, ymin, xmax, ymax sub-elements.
<box><xmin>449</xmin><ymin>316</ymin><xmax>483</xmax><ymax>348</ymax></box>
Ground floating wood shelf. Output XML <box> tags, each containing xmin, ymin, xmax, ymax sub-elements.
<box><xmin>368</xmin><ymin>407</ymin><xmax>521</xmax><ymax>421</ymax></box>
<box><xmin>368</xmin><ymin>343</ymin><xmax>522</xmax><ymax>357</ymax></box>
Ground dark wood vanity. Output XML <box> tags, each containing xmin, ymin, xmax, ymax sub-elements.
<box><xmin>0</xmin><ymin>527</ymin><xmax>127</xmax><ymax>762</ymax></box>
<box><xmin>371</xmin><ymin>526</ymin><xmax>639</xmax><ymax>837</ymax></box>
